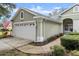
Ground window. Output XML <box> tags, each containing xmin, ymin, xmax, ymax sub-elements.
<box><xmin>20</xmin><ymin>11</ymin><xmax>24</xmax><ymax>19</ymax></box>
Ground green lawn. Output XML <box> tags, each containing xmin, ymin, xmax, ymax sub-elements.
<box><xmin>0</xmin><ymin>31</ymin><xmax>4</xmax><ymax>38</ymax></box>
<box><xmin>0</xmin><ymin>31</ymin><xmax>11</xmax><ymax>38</ymax></box>
<box><xmin>0</xmin><ymin>31</ymin><xmax>2</xmax><ymax>35</ymax></box>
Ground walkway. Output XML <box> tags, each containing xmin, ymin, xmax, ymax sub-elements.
<box><xmin>0</xmin><ymin>37</ymin><xmax>60</xmax><ymax>55</ymax></box>
<box><xmin>17</xmin><ymin>38</ymin><xmax>61</xmax><ymax>55</ymax></box>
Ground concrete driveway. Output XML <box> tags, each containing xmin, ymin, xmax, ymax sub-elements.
<box><xmin>0</xmin><ymin>37</ymin><xmax>32</xmax><ymax>51</ymax></box>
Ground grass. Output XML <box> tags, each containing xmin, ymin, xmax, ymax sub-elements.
<box><xmin>0</xmin><ymin>31</ymin><xmax>11</xmax><ymax>38</ymax></box>
<box><xmin>0</xmin><ymin>49</ymin><xmax>30</xmax><ymax>56</ymax></box>
<box><xmin>0</xmin><ymin>31</ymin><xmax>5</xmax><ymax>38</ymax></box>
<box><xmin>0</xmin><ymin>31</ymin><xmax>2</xmax><ymax>35</ymax></box>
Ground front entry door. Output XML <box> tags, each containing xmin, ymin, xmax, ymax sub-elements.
<box><xmin>64</xmin><ymin>24</ymin><xmax>73</xmax><ymax>33</ymax></box>
<box><xmin>63</xmin><ymin>18</ymin><xmax>73</xmax><ymax>33</ymax></box>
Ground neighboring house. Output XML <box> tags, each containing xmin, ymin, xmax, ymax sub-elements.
<box><xmin>11</xmin><ymin>4</ymin><xmax>79</xmax><ymax>42</ymax></box>
<box><xmin>59</xmin><ymin>4</ymin><xmax>79</xmax><ymax>33</ymax></box>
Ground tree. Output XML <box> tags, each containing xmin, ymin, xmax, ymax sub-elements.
<box><xmin>0</xmin><ymin>23</ymin><xmax>3</xmax><ymax>27</ymax></box>
<box><xmin>49</xmin><ymin>8</ymin><xmax>65</xmax><ymax>17</ymax></box>
<box><xmin>0</xmin><ymin>3</ymin><xmax>16</xmax><ymax>16</ymax></box>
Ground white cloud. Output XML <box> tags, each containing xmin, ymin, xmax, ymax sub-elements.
<box><xmin>35</xmin><ymin>6</ymin><xmax>43</xmax><ymax>10</ymax></box>
<box><xmin>53</xmin><ymin>7</ymin><xmax>61</xmax><ymax>9</ymax></box>
<box><xmin>30</xmin><ymin>6</ymin><xmax>51</xmax><ymax>15</ymax></box>
<box><xmin>30</xmin><ymin>6</ymin><xmax>62</xmax><ymax>16</ymax></box>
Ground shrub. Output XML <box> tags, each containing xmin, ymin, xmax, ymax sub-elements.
<box><xmin>60</xmin><ymin>35</ymin><xmax>79</xmax><ymax>50</ymax></box>
<box><xmin>59</xmin><ymin>33</ymin><xmax>64</xmax><ymax>36</ymax></box>
<box><xmin>50</xmin><ymin>45</ymin><xmax>65</xmax><ymax>56</ymax></box>
<box><xmin>67</xmin><ymin>32</ymin><xmax>79</xmax><ymax>35</ymax></box>
<box><xmin>1</xmin><ymin>29</ymin><xmax>9</xmax><ymax>31</ymax></box>
<box><xmin>71</xmin><ymin>50</ymin><xmax>79</xmax><ymax>56</ymax></box>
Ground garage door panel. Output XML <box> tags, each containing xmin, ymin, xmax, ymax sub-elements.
<box><xmin>13</xmin><ymin>21</ymin><xmax>36</xmax><ymax>41</ymax></box>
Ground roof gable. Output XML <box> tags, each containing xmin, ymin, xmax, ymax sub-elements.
<box><xmin>11</xmin><ymin>8</ymin><xmax>49</xmax><ymax>21</ymax></box>
<box><xmin>59</xmin><ymin>4</ymin><xmax>79</xmax><ymax>15</ymax></box>
<box><xmin>11</xmin><ymin>8</ymin><xmax>61</xmax><ymax>23</ymax></box>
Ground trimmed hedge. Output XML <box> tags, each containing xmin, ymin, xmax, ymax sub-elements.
<box><xmin>60</xmin><ymin>35</ymin><xmax>79</xmax><ymax>50</ymax></box>
<box><xmin>50</xmin><ymin>45</ymin><xmax>65</xmax><ymax>56</ymax></box>
<box><xmin>67</xmin><ymin>32</ymin><xmax>79</xmax><ymax>35</ymax></box>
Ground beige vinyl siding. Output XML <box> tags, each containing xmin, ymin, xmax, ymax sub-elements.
<box><xmin>73</xmin><ymin>20</ymin><xmax>79</xmax><ymax>32</ymax></box>
<box><xmin>61</xmin><ymin>5</ymin><xmax>79</xmax><ymax>15</ymax></box>
<box><xmin>62</xmin><ymin>8</ymin><xmax>73</xmax><ymax>15</ymax></box>
<box><xmin>44</xmin><ymin>20</ymin><xmax>61</xmax><ymax>41</ymax></box>
<box><xmin>13</xmin><ymin>9</ymin><xmax>35</xmax><ymax>22</ymax></box>
<box><xmin>61</xmin><ymin>13</ymin><xmax>79</xmax><ymax>21</ymax></box>
<box><xmin>60</xmin><ymin>23</ymin><xmax>63</xmax><ymax>33</ymax></box>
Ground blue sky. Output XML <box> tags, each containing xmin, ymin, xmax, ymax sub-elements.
<box><xmin>16</xmin><ymin>3</ymin><xmax>73</xmax><ymax>9</ymax></box>
<box><xmin>0</xmin><ymin>3</ymin><xmax>75</xmax><ymax>23</ymax></box>
<box><xmin>15</xmin><ymin>3</ymin><xmax>74</xmax><ymax>15</ymax></box>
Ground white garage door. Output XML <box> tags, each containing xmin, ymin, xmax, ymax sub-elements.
<box><xmin>12</xmin><ymin>21</ymin><xmax>36</xmax><ymax>41</ymax></box>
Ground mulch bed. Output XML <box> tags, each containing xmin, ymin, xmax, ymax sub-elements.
<box><xmin>30</xmin><ymin>33</ymin><xmax>64</xmax><ymax>46</ymax></box>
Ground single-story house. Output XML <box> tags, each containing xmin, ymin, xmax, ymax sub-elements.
<box><xmin>11</xmin><ymin>4</ymin><xmax>79</xmax><ymax>42</ymax></box>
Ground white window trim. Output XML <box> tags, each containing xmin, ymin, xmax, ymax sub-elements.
<box><xmin>20</xmin><ymin>11</ymin><xmax>24</xmax><ymax>20</ymax></box>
